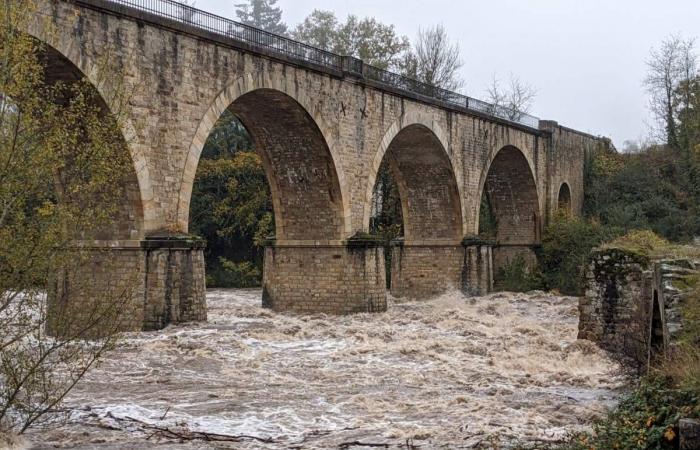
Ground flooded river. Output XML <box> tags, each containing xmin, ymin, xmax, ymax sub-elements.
<box><xmin>26</xmin><ymin>289</ymin><xmax>627</xmax><ymax>449</ymax></box>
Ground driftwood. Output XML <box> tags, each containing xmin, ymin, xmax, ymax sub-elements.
<box><xmin>103</xmin><ymin>412</ymin><xmax>277</xmax><ymax>444</ymax></box>
<box><xmin>96</xmin><ymin>411</ymin><xmax>375</xmax><ymax>447</ymax></box>
<box><xmin>339</xmin><ymin>441</ymin><xmax>390</xmax><ymax>449</ymax></box>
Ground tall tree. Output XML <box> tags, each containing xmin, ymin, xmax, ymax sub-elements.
<box><xmin>293</xmin><ymin>10</ymin><xmax>337</xmax><ymax>51</ymax></box>
<box><xmin>401</xmin><ymin>24</ymin><xmax>464</xmax><ymax>91</ymax></box>
<box><xmin>645</xmin><ymin>35</ymin><xmax>697</xmax><ymax>149</ymax></box>
<box><xmin>1</xmin><ymin>0</ymin><xmax>137</xmax><ymax>434</ymax></box>
<box><xmin>234</xmin><ymin>0</ymin><xmax>287</xmax><ymax>35</ymax></box>
<box><xmin>292</xmin><ymin>10</ymin><xmax>409</xmax><ymax>70</ymax></box>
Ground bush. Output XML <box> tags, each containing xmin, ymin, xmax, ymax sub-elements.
<box><xmin>584</xmin><ymin>144</ymin><xmax>700</xmax><ymax>242</ymax></box>
<box><xmin>558</xmin><ymin>377</ymin><xmax>700</xmax><ymax>450</ymax></box>
<box><xmin>206</xmin><ymin>258</ymin><xmax>262</xmax><ymax>288</ymax></box>
<box><xmin>493</xmin><ymin>254</ymin><xmax>544</xmax><ymax>292</ymax></box>
<box><xmin>540</xmin><ymin>214</ymin><xmax>620</xmax><ymax>295</ymax></box>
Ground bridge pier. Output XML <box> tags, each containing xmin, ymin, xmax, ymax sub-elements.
<box><xmin>390</xmin><ymin>240</ymin><xmax>494</xmax><ymax>300</ymax></box>
<box><xmin>492</xmin><ymin>244</ymin><xmax>540</xmax><ymax>272</ymax></box>
<box><xmin>262</xmin><ymin>240</ymin><xmax>387</xmax><ymax>314</ymax></box>
<box><xmin>462</xmin><ymin>241</ymin><xmax>495</xmax><ymax>296</ymax></box>
<box><xmin>47</xmin><ymin>236</ymin><xmax>207</xmax><ymax>336</ymax></box>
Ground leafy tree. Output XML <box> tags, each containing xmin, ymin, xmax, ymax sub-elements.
<box><xmin>1</xmin><ymin>0</ymin><xmax>137</xmax><ymax>434</ymax></box>
<box><xmin>540</xmin><ymin>214</ymin><xmax>620</xmax><ymax>295</ymax></box>
<box><xmin>189</xmin><ymin>112</ymin><xmax>273</xmax><ymax>287</ymax></box>
<box><xmin>369</xmin><ymin>160</ymin><xmax>403</xmax><ymax>287</ymax></box>
<box><xmin>292</xmin><ymin>10</ymin><xmax>410</xmax><ymax>70</ymax></box>
<box><xmin>645</xmin><ymin>35</ymin><xmax>697</xmax><ymax>149</ymax></box>
<box><xmin>293</xmin><ymin>10</ymin><xmax>337</xmax><ymax>51</ymax></box>
<box><xmin>198</xmin><ymin>109</ymin><xmax>252</xmax><ymax>159</ymax></box>
<box><xmin>478</xmin><ymin>191</ymin><xmax>497</xmax><ymax>238</ymax></box>
<box><xmin>675</xmin><ymin>75</ymin><xmax>700</xmax><ymax>154</ymax></box>
<box><xmin>584</xmin><ymin>138</ymin><xmax>700</xmax><ymax>242</ymax></box>
<box><xmin>234</xmin><ymin>0</ymin><xmax>287</xmax><ymax>35</ymax></box>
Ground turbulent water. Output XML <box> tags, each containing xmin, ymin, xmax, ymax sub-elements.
<box><xmin>26</xmin><ymin>289</ymin><xmax>627</xmax><ymax>449</ymax></box>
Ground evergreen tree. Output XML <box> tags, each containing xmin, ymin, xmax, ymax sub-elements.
<box><xmin>234</xmin><ymin>0</ymin><xmax>287</xmax><ymax>35</ymax></box>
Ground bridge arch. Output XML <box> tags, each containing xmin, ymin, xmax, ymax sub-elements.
<box><xmin>20</xmin><ymin>38</ymin><xmax>147</xmax><ymax>239</ymax></box>
<box><xmin>23</xmin><ymin>23</ymin><xmax>153</xmax><ymax>234</ymax></box>
<box><xmin>364</xmin><ymin>113</ymin><xmax>465</xmax><ymax>241</ymax></box>
<box><xmin>557</xmin><ymin>182</ymin><xmax>572</xmax><ymax>213</ymax></box>
<box><xmin>477</xmin><ymin>145</ymin><xmax>542</xmax><ymax>245</ymax></box>
<box><xmin>365</xmin><ymin>114</ymin><xmax>464</xmax><ymax>242</ymax></box>
<box><xmin>180</xmin><ymin>78</ymin><xmax>350</xmax><ymax>241</ymax></box>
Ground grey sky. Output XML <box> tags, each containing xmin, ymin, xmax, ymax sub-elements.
<box><xmin>196</xmin><ymin>0</ymin><xmax>699</xmax><ymax>147</ymax></box>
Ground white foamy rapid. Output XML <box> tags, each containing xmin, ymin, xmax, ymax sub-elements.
<box><xmin>27</xmin><ymin>289</ymin><xmax>627</xmax><ymax>449</ymax></box>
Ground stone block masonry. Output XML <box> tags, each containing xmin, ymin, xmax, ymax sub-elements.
<box><xmin>578</xmin><ymin>247</ymin><xmax>700</xmax><ymax>370</ymax></box>
<box><xmin>48</xmin><ymin>237</ymin><xmax>206</xmax><ymax>336</ymax></box>
<box><xmin>29</xmin><ymin>0</ymin><xmax>606</xmax><ymax>330</ymax></box>
<box><xmin>390</xmin><ymin>241</ymin><xmax>494</xmax><ymax>299</ymax></box>
<box><xmin>262</xmin><ymin>243</ymin><xmax>387</xmax><ymax>314</ymax></box>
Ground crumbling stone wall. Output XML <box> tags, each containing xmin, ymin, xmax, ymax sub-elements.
<box><xmin>578</xmin><ymin>249</ymin><xmax>653</xmax><ymax>365</ymax></box>
<box><xmin>579</xmin><ymin>248</ymin><xmax>699</xmax><ymax>368</ymax></box>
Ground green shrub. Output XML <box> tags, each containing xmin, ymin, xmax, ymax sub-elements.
<box><xmin>540</xmin><ymin>214</ymin><xmax>620</xmax><ymax>295</ymax></box>
<box><xmin>206</xmin><ymin>258</ymin><xmax>261</xmax><ymax>288</ymax></box>
<box><xmin>493</xmin><ymin>254</ymin><xmax>544</xmax><ymax>292</ymax></box>
<box><xmin>556</xmin><ymin>378</ymin><xmax>700</xmax><ymax>450</ymax></box>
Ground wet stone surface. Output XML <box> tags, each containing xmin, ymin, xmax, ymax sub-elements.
<box><xmin>27</xmin><ymin>289</ymin><xmax>627</xmax><ymax>449</ymax></box>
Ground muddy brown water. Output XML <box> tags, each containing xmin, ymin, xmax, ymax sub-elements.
<box><xmin>25</xmin><ymin>289</ymin><xmax>627</xmax><ymax>449</ymax></box>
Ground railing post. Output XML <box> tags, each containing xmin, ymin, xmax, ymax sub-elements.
<box><xmin>342</xmin><ymin>56</ymin><xmax>363</xmax><ymax>78</ymax></box>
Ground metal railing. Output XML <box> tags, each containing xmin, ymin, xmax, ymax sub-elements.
<box><xmin>103</xmin><ymin>0</ymin><xmax>541</xmax><ymax>129</ymax></box>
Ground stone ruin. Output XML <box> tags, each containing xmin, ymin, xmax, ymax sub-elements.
<box><xmin>578</xmin><ymin>246</ymin><xmax>699</xmax><ymax>371</ymax></box>
<box><xmin>578</xmin><ymin>242</ymin><xmax>700</xmax><ymax>447</ymax></box>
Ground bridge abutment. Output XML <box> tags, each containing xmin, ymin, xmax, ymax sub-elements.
<box><xmin>261</xmin><ymin>241</ymin><xmax>387</xmax><ymax>314</ymax></box>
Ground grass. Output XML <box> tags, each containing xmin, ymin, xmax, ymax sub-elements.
<box><xmin>602</xmin><ymin>229</ymin><xmax>700</xmax><ymax>260</ymax></box>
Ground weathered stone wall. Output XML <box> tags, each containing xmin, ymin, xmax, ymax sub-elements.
<box><xmin>47</xmin><ymin>239</ymin><xmax>206</xmax><ymax>335</ymax></box>
<box><xmin>492</xmin><ymin>245</ymin><xmax>539</xmax><ymax>273</ymax></box>
<box><xmin>390</xmin><ymin>245</ymin><xmax>464</xmax><ymax>299</ymax></box>
<box><xmin>652</xmin><ymin>259</ymin><xmax>700</xmax><ymax>349</ymax></box>
<box><xmin>543</xmin><ymin>123</ymin><xmax>603</xmax><ymax>219</ymax></box>
<box><xmin>262</xmin><ymin>244</ymin><xmax>386</xmax><ymax>314</ymax></box>
<box><xmin>142</xmin><ymin>239</ymin><xmax>207</xmax><ymax>329</ymax></box>
<box><xmin>578</xmin><ymin>249</ymin><xmax>653</xmax><ymax>365</ymax></box>
<box><xmin>29</xmin><ymin>0</ymin><xmax>603</xmax><ymax>327</ymax></box>
<box><xmin>29</xmin><ymin>0</ymin><xmax>600</xmax><ymax>238</ymax></box>
<box><xmin>390</xmin><ymin>243</ymin><xmax>493</xmax><ymax>299</ymax></box>
<box><xmin>579</xmin><ymin>248</ymin><xmax>699</xmax><ymax>368</ymax></box>
<box><xmin>462</xmin><ymin>244</ymin><xmax>494</xmax><ymax>296</ymax></box>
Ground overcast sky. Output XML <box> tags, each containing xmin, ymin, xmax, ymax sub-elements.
<box><xmin>195</xmin><ymin>0</ymin><xmax>699</xmax><ymax>147</ymax></box>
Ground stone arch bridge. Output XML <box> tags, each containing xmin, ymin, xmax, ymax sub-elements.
<box><xmin>28</xmin><ymin>0</ymin><xmax>607</xmax><ymax>330</ymax></box>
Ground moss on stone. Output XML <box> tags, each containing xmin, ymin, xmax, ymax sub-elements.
<box><xmin>600</xmin><ymin>229</ymin><xmax>700</xmax><ymax>262</ymax></box>
<box><xmin>590</xmin><ymin>247</ymin><xmax>650</xmax><ymax>284</ymax></box>
<box><xmin>671</xmin><ymin>273</ymin><xmax>699</xmax><ymax>291</ymax></box>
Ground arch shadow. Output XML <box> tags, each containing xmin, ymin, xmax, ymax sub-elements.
<box><xmin>181</xmin><ymin>81</ymin><xmax>349</xmax><ymax>242</ymax></box>
<box><xmin>364</xmin><ymin>113</ymin><xmax>465</xmax><ymax>241</ymax></box>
